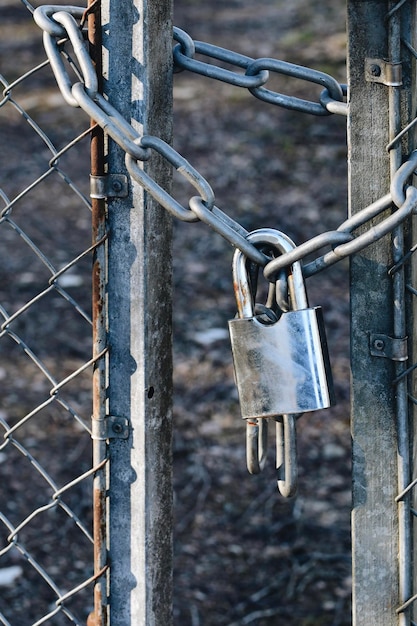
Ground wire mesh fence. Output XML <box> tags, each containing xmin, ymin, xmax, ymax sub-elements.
<box><xmin>397</xmin><ymin>231</ymin><xmax>417</xmax><ymax>625</ymax></box>
<box><xmin>0</xmin><ymin>2</ymin><xmax>97</xmax><ymax>623</ymax></box>
<box><xmin>0</xmin><ymin>1</ymin><xmax>353</xmax><ymax>622</ymax></box>
<box><xmin>6</xmin><ymin>0</ymin><xmax>417</xmax><ymax>624</ymax></box>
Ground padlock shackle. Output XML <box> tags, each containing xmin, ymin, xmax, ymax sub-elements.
<box><xmin>232</xmin><ymin>228</ymin><xmax>308</xmax><ymax>317</ymax></box>
<box><xmin>276</xmin><ymin>414</ymin><xmax>298</xmax><ymax>498</ymax></box>
<box><xmin>246</xmin><ymin>418</ymin><xmax>268</xmax><ymax>474</ymax></box>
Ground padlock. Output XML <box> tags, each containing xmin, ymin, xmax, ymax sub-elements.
<box><xmin>228</xmin><ymin>228</ymin><xmax>335</xmax><ymax>418</ymax></box>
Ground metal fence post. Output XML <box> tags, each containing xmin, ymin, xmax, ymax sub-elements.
<box><xmin>87</xmin><ymin>2</ymin><xmax>109</xmax><ymax>623</ymax></box>
<box><xmin>348</xmin><ymin>1</ymin><xmax>415</xmax><ymax>624</ymax></box>
<box><xmin>100</xmin><ymin>1</ymin><xmax>173</xmax><ymax>624</ymax></box>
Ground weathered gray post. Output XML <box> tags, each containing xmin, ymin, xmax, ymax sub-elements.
<box><xmin>101</xmin><ymin>1</ymin><xmax>173</xmax><ymax>624</ymax></box>
<box><xmin>348</xmin><ymin>1</ymin><xmax>415</xmax><ymax>624</ymax></box>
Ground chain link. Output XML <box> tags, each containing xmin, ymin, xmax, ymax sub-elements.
<box><xmin>33</xmin><ymin>6</ymin><xmax>417</xmax><ymax>281</ymax></box>
<box><xmin>42</xmin><ymin>11</ymin><xmax>97</xmax><ymax>106</ymax></box>
<box><xmin>173</xmin><ymin>28</ymin><xmax>270</xmax><ymax>89</ymax></box>
<box><xmin>246</xmin><ymin>58</ymin><xmax>344</xmax><ymax>116</ymax></box>
<box><xmin>32</xmin><ymin>4</ymin><xmax>85</xmax><ymax>36</ymax></box>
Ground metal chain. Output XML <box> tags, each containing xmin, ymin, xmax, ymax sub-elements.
<box><xmin>265</xmin><ymin>153</ymin><xmax>417</xmax><ymax>280</ymax></box>
<box><xmin>32</xmin><ymin>5</ymin><xmax>417</xmax><ymax>282</ymax></box>
<box><xmin>173</xmin><ymin>27</ymin><xmax>347</xmax><ymax>117</ymax></box>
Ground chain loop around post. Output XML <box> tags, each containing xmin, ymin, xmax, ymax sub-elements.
<box><xmin>33</xmin><ymin>4</ymin><xmax>85</xmax><ymax>37</ymax></box>
<box><xmin>41</xmin><ymin>11</ymin><xmax>98</xmax><ymax>107</ymax></box>
<box><xmin>33</xmin><ymin>6</ymin><xmax>417</xmax><ymax>282</ymax></box>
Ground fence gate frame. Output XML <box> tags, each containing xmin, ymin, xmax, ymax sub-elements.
<box><xmin>348</xmin><ymin>1</ymin><xmax>417</xmax><ymax>625</ymax></box>
<box><xmin>94</xmin><ymin>0</ymin><xmax>174</xmax><ymax>624</ymax></box>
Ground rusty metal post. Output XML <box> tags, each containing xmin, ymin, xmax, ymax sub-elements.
<box><xmin>100</xmin><ymin>0</ymin><xmax>174</xmax><ymax>625</ymax></box>
<box><xmin>87</xmin><ymin>1</ymin><xmax>109</xmax><ymax>624</ymax></box>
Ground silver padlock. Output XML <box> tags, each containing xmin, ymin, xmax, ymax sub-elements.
<box><xmin>228</xmin><ymin>228</ymin><xmax>335</xmax><ymax>418</ymax></box>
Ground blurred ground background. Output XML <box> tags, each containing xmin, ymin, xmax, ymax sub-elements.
<box><xmin>0</xmin><ymin>0</ymin><xmax>350</xmax><ymax>624</ymax></box>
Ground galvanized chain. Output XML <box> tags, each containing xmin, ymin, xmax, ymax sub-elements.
<box><xmin>33</xmin><ymin>5</ymin><xmax>417</xmax><ymax>286</ymax></box>
<box><xmin>265</xmin><ymin>153</ymin><xmax>417</xmax><ymax>280</ymax></box>
<box><xmin>173</xmin><ymin>27</ymin><xmax>348</xmax><ymax>116</ymax></box>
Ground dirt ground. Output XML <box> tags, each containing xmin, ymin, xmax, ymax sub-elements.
<box><xmin>0</xmin><ymin>0</ymin><xmax>351</xmax><ymax>624</ymax></box>
<box><xmin>171</xmin><ymin>2</ymin><xmax>350</xmax><ymax>623</ymax></box>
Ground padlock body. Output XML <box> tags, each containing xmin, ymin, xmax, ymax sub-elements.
<box><xmin>228</xmin><ymin>307</ymin><xmax>335</xmax><ymax>418</ymax></box>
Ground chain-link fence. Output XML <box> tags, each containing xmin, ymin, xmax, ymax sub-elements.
<box><xmin>0</xmin><ymin>2</ymin><xmax>352</xmax><ymax>622</ymax></box>
<box><xmin>0</xmin><ymin>3</ymin><xmax>96</xmax><ymax>623</ymax></box>
<box><xmin>4</xmin><ymin>0</ymin><xmax>417</xmax><ymax>624</ymax></box>
<box><xmin>395</xmin><ymin>235</ymin><xmax>417</xmax><ymax>625</ymax></box>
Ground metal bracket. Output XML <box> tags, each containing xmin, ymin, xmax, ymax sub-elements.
<box><xmin>90</xmin><ymin>174</ymin><xmax>129</xmax><ymax>199</ymax></box>
<box><xmin>365</xmin><ymin>58</ymin><xmax>402</xmax><ymax>87</ymax></box>
<box><xmin>370</xmin><ymin>333</ymin><xmax>408</xmax><ymax>361</ymax></box>
<box><xmin>92</xmin><ymin>415</ymin><xmax>130</xmax><ymax>440</ymax></box>
<box><xmin>106</xmin><ymin>415</ymin><xmax>130</xmax><ymax>439</ymax></box>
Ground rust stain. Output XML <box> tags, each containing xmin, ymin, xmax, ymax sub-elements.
<box><xmin>233</xmin><ymin>278</ymin><xmax>252</xmax><ymax>318</ymax></box>
<box><xmin>91</xmin><ymin>482</ymin><xmax>108</xmax><ymax>626</ymax></box>
<box><xmin>87</xmin><ymin>611</ymin><xmax>98</xmax><ymax>626</ymax></box>
<box><xmin>89</xmin><ymin>4</ymin><xmax>108</xmax><ymax>622</ymax></box>
<box><xmin>92</xmin><ymin>259</ymin><xmax>105</xmax><ymax>320</ymax></box>
<box><xmin>93</xmin><ymin>483</ymin><xmax>107</xmax><ymax>563</ymax></box>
